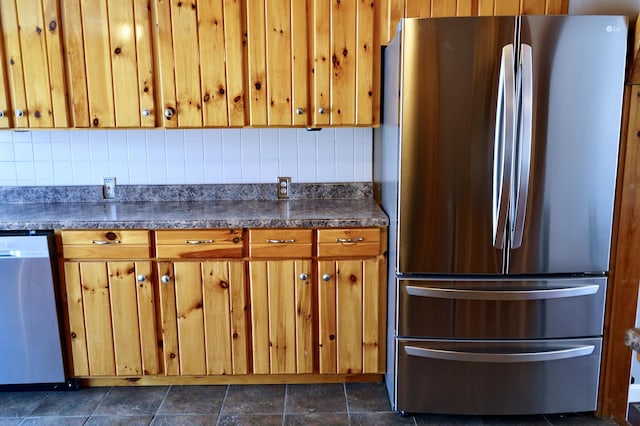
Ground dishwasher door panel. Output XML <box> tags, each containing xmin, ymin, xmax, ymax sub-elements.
<box><xmin>396</xmin><ymin>338</ymin><xmax>602</xmax><ymax>415</ymax></box>
<box><xmin>0</xmin><ymin>238</ymin><xmax>65</xmax><ymax>385</ymax></box>
<box><xmin>398</xmin><ymin>277</ymin><xmax>606</xmax><ymax>339</ymax></box>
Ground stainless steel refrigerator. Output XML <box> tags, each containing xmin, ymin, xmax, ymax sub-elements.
<box><xmin>374</xmin><ymin>15</ymin><xmax>628</xmax><ymax>415</ymax></box>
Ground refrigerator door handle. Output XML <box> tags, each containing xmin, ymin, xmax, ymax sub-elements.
<box><xmin>512</xmin><ymin>44</ymin><xmax>533</xmax><ymax>249</ymax></box>
<box><xmin>405</xmin><ymin>284</ymin><xmax>599</xmax><ymax>301</ymax></box>
<box><xmin>404</xmin><ymin>345</ymin><xmax>595</xmax><ymax>363</ymax></box>
<box><xmin>492</xmin><ymin>44</ymin><xmax>516</xmax><ymax>249</ymax></box>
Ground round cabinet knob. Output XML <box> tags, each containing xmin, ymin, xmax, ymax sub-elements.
<box><xmin>164</xmin><ymin>107</ymin><xmax>175</xmax><ymax>119</ymax></box>
<box><xmin>161</xmin><ymin>275</ymin><xmax>171</xmax><ymax>284</ymax></box>
<box><xmin>295</xmin><ymin>107</ymin><xmax>304</xmax><ymax>115</ymax></box>
<box><xmin>322</xmin><ymin>274</ymin><xmax>331</xmax><ymax>282</ymax></box>
<box><xmin>299</xmin><ymin>273</ymin><xmax>308</xmax><ymax>281</ymax></box>
<box><xmin>15</xmin><ymin>109</ymin><xmax>24</xmax><ymax>118</ymax></box>
<box><xmin>142</xmin><ymin>109</ymin><xmax>151</xmax><ymax>117</ymax></box>
<box><xmin>137</xmin><ymin>274</ymin><xmax>146</xmax><ymax>283</ymax></box>
<box><xmin>318</xmin><ymin>107</ymin><xmax>326</xmax><ymax>115</ymax></box>
<box><xmin>0</xmin><ymin>111</ymin><xmax>4</xmax><ymax>118</ymax></box>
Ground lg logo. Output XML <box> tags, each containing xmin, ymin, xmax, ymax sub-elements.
<box><xmin>606</xmin><ymin>25</ymin><xmax>622</xmax><ymax>33</ymax></box>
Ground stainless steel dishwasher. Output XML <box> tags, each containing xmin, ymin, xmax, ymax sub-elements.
<box><xmin>0</xmin><ymin>231</ymin><xmax>68</xmax><ymax>388</ymax></box>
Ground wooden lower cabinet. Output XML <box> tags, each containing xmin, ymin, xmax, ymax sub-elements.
<box><xmin>317</xmin><ymin>259</ymin><xmax>384</xmax><ymax>374</ymax></box>
<box><xmin>60</xmin><ymin>227</ymin><xmax>386</xmax><ymax>383</ymax></box>
<box><xmin>248</xmin><ymin>259</ymin><xmax>314</xmax><ymax>374</ymax></box>
<box><xmin>63</xmin><ymin>260</ymin><xmax>158</xmax><ymax>377</ymax></box>
<box><xmin>156</xmin><ymin>260</ymin><xmax>249</xmax><ymax>376</ymax></box>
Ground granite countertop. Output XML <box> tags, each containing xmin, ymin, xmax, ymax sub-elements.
<box><xmin>0</xmin><ymin>183</ymin><xmax>389</xmax><ymax>230</ymax></box>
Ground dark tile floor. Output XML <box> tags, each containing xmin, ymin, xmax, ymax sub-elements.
<box><xmin>0</xmin><ymin>383</ymin><xmax>619</xmax><ymax>425</ymax></box>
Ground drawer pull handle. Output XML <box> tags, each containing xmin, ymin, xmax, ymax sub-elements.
<box><xmin>266</xmin><ymin>239</ymin><xmax>295</xmax><ymax>244</ymax></box>
<box><xmin>161</xmin><ymin>275</ymin><xmax>171</xmax><ymax>284</ymax></box>
<box><xmin>185</xmin><ymin>239</ymin><xmax>214</xmax><ymax>245</ymax></box>
<box><xmin>404</xmin><ymin>345</ymin><xmax>595</xmax><ymax>363</ymax></box>
<box><xmin>336</xmin><ymin>237</ymin><xmax>364</xmax><ymax>244</ymax></box>
<box><xmin>91</xmin><ymin>240</ymin><xmax>121</xmax><ymax>245</ymax></box>
<box><xmin>405</xmin><ymin>285</ymin><xmax>600</xmax><ymax>301</ymax></box>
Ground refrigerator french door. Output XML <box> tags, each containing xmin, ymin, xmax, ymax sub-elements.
<box><xmin>377</xmin><ymin>15</ymin><xmax>627</xmax><ymax>415</ymax></box>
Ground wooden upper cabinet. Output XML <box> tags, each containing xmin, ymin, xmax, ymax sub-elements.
<box><xmin>0</xmin><ymin>0</ymin><xmax>68</xmax><ymax>128</ymax></box>
<box><xmin>60</xmin><ymin>0</ymin><xmax>155</xmax><ymax>127</ymax></box>
<box><xmin>152</xmin><ymin>0</ymin><xmax>246</xmax><ymax>128</ymax></box>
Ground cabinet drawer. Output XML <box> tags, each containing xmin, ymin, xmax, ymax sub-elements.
<box><xmin>61</xmin><ymin>230</ymin><xmax>150</xmax><ymax>259</ymax></box>
<box><xmin>155</xmin><ymin>229</ymin><xmax>244</xmax><ymax>258</ymax></box>
<box><xmin>249</xmin><ymin>229</ymin><xmax>312</xmax><ymax>258</ymax></box>
<box><xmin>317</xmin><ymin>228</ymin><xmax>381</xmax><ymax>257</ymax></box>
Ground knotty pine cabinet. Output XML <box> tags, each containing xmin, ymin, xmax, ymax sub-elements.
<box><xmin>316</xmin><ymin>228</ymin><xmax>385</xmax><ymax>374</ymax></box>
<box><xmin>60</xmin><ymin>230</ymin><xmax>158</xmax><ymax>377</ymax></box>
<box><xmin>154</xmin><ymin>230</ymin><xmax>249</xmax><ymax>376</ymax></box>
<box><xmin>59</xmin><ymin>226</ymin><xmax>386</xmax><ymax>383</ymax></box>
<box><xmin>0</xmin><ymin>0</ymin><xmax>568</xmax><ymax>129</ymax></box>
<box><xmin>248</xmin><ymin>229</ymin><xmax>314</xmax><ymax>374</ymax></box>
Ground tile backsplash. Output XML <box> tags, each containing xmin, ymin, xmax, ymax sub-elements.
<box><xmin>0</xmin><ymin>127</ymin><xmax>372</xmax><ymax>186</ymax></box>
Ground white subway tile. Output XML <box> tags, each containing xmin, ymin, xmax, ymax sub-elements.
<box><xmin>185</xmin><ymin>160</ymin><xmax>205</xmax><ymax>184</ymax></box>
<box><xmin>127</xmin><ymin>137</ymin><xmax>147</xmax><ymax>162</ymax></box>
<box><xmin>316</xmin><ymin>129</ymin><xmax>336</xmax><ymax>181</ymax></box>
<box><xmin>0</xmin><ymin>140</ymin><xmax>15</xmax><ymax>161</ymax></box>
<box><xmin>11</xmin><ymin>130</ymin><xmax>31</xmax><ymax>143</ymax></box>
<box><xmin>33</xmin><ymin>142</ymin><xmax>53</xmax><ymax>162</ymax></box>
<box><xmin>278</xmin><ymin>130</ymin><xmax>298</xmax><ymax>180</ymax></box>
<box><xmin>90</xmin><ymin>129</ymin><xmax>109</xmax><ymax>144</ymax></box>
<box><xmin>128</xmin><ymin>161</ymin><xmax>149</xmax><ymax>185</ymax></box>
<box><xmin>31</xmin><ymin>130</ymin><xmax>51</xmax><ymax>143</ymax></box>
<box><xmin>147</xmin><ymin>161</ymin><xmax>168</xmax><ymax>184</ymax></box>
<box><xmin>222</xmin><ymin>129</ymin><xmax>242</xmax><ymax>183</ymax></box>
<box><xmin>90</xmin><ymin>161</ymin><xmax>111</xmax><ymax>183</ymax></box>
<box><xmin>13</xmin><ymin>141</ymin><xmax>33</xmax><ymax>162</ymax></box>
<box><xmin>0</xmin><ymin>131</ymin><xmax>12</xmax><ymax>143</ymax></box>
<box><xmin>15</xmin><ymin>162</ymin><xmax>36</xmax><ymax>185</ymax></box>
<box><xmin>54</xmin><ymin>161</ymin><xmax>74</xmax><ymax>182</ymax></box>
<box><xmin>0</xmin><ymin>162</ymin><xmax>17</xmax><ymax>182</ymax></box>
<box><xmin>185</xmin><ymin>140</ymin><xmax>204</xmax><ymax>162</ymax></box>
<box><xmin>166</xmin><ymin>160</ymin><xmax>186</xmax><ymax>184</ymax></box>
<box><xmin>34</xmin><ymin>161</ymin><xmax>55</xmax><ymax>183</ymax></box>
<box><xmin>52</xmin><ymin>141</ymin><xmax>72</xmax><ymax>161</ymax></box>
<box><xmin>71</xmin><ymin>140</ymin><xmax>91</xmax><ymax>161</ymax></box>
<box><xmin>296</xmin><ymin>129</ymin><xmax>317</xmax><ymax>183</ymax></box>
<box><xmin>241</xmin><ymin>137</ymin><xmax>261</xmax><ymax>183</ymax></box>
<box><xmin>110</xmin><ymin>161</ymin><xmax>130</xmax><ymax>184</ymax></box>
<box><xmin>52</xmin><ymin>130</ymin><xmax>72</xmax><ymax>144</ymax></box>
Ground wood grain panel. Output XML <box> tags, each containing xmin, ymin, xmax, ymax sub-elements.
<box><xmin>246</xmin><ymin>0</ymin><xmax>267</xmax><ymax>125</ymax></box>
<box><xmin>431</xmin><ymin>0</ymin><xmax>457</xmax><ymax>17</ymax></box>
<box><xmin>295</xmin><ymin>260</ymin><xmax>314</xmax><ymax>373</ymax></box>
<box><xmin>43</xmin><ymin>0</ymin><xmax>68</xmax><ymax>127</ymax></box>
<box><xmin>494</xmin><ymin>0</ymin><xmax>519</xmax><ymax>15</ymax></box>
<box><xmin>456</xmin><ymin>0</ymin><xmax>476</xmax><ymax>16</ymax></box>
<box><xmin>170</xmin><ymin>0</ymin><xmax>203</xmax><ymax>127</ymax></box>
<box><xmin>135</xmin><ymin>261</ymin><xmax>159</xmax><ymax>375</ymax></box>
<box><xmin>356</xmin><ymin>0</ymin><xmax>374</xmax><ymax>125</ymax></box>
<box><xmin>336</xmin><ymin>260</ymin><xmax>362</xmax><ymax>374</ymax></box>
<box><xmin>268</xmin><ymin>261</ymin><xmax>296</xmax><ymax>374</ymax></box>
<box><xmin>63</xmin><ymin>262</ymin><xmax>90</xmax><ymax>376</ymax></box>
<box><xmin>198</xmin><ymin>0</ymin><xmax>229</xmax><ymax>127</ymax></box>
<box><xmin>108</xmin><ymin>262</ymin><xmax>143</xmax><ymax>375</ymax></box>
<box><xmin>203</xmin><ymin>261</ymin><xmax>233</xmax><ymax>375</ymax></box>
<box><xmin>521</xmin><ymin>0</ymin><xmax>546</xmax><ymax>14</ymax></box>
<box><xmin>362</xmin><ymin>259</ymin><xmax>380</xmax><ymax>373</ymax></box>
<box><xmin>249</xmin><ymin>261</ymin><xmax>271</xmax><ymax>374</ymax></box>
<box><xmin>151</xmin><ymin>0</ymin><xmax>178</xmax><ymax>127</ymax></box>
<box><xmin>15</xmin><ymin>0</ymin><xmax>53</xmax><ymax>127</ymax></box>
<box><xmin>80</xmin><ymin>262</ymin><xmax>116</xmax><ymax>375</ymax></box>
<box><xmin>291</xmin><ymin>0</ymin><xmax>311</xmax><ymax>126</ymax></box>
<box><xmin>82</xmin><ymin>0</ymin><xmax>115</xmax><ymax>127</ymax></box>
<box><xmin>330</xmin><ymin>0</ymin><xmax>356</xmax><ymax>125</ymax></box>
<box><xmin>229</xmin><ymin>261</ymin><xmax>248</xmax><ymax>374</ymax></box>
<box><xmin>478</xmin><ymin>0</ymin><xmax>494</xmax><ymax>15</ymax></box>
<box><xmin>174</xmin><ymin>261</ymin><xmax>206</xmax><ymax>375</ymax></box>
<box><xmin>266</xmin><ymin>0</ymin><xmax>293</xmax><ymax>125</ymax></box>
<box><xmin>313</xmin><ymin>0</ymin><xmax>330</xmax><ymax>125</ymax></box>
<box><xmin>405</xmin><ymin>0</ymin><xmax>431</xmax><ymax>18</ymax></box>
<box><xmin>60</xmin><ymin>0</ymin><xmax>89</xmax><ymax>126</ymax></box>
<box><xmin>0</xmin><ymin>0</ymin><xmax>28</xmax><ymax>127</ymax></box>
<box><xmin>157</xmin><ymin>262</ymin><xmax>180</xmax><ymax>375</ymax></box>
<box><xmin>545</xmin><ymin>0</ymin><xmax>568</xmax><ymax>14</ymax></box>
<box><xmin>108</xmin><ymin>1</ymin><xmax>140</xmax><ymax>127</ymax></box>
<box><xmin>318</xmin><ymin>260</ymin><xmax>337</xmax><ymax>373</ymax></box>
<box><xmin>0</xmin><ymin>25</ymin><xmax>9</xmax><ymax>128</ymax></box>
<box><xmin>223</xmin><ymin>0</ymin><xmax>246</xmax><ymax>126</ymax></box>
<box><xmin>134</xmin><ymin>0</ymin><xmax>156</xmax><ymax>127</ymax></box>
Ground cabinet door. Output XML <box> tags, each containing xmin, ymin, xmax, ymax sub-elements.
<box><xmin>63</xmin><ymin>261</ymin><xmax>157</xmax><ymax>377</ymax></box>
<box><xmin>318</xmin><ymin>258</ymin><xmax>382</xmax><ymax>374</ymax></box>
<box><xmin>156</xmin><ymin>260</ymin><xmax>249</xmax><ymax>376</ymax></box>
<box><xmin>0</xmin><ymin>0</ymin><xmax>68</xmax><ymax>128</ymax></box>
<box><xmin>249</xmin><ymin>260</ymin><xmax>313</xmax><ymax>374</ymax></box>
<box><xmin>152</xmin><ymin>0</ymin><xmax>245</xmax><ymax>127</ymax></box>
<box><xmin>61</xmin><ymin>0</ymin><xmax>155</xmax><ymax>127</ymax></box>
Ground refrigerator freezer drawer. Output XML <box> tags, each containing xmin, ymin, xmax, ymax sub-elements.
<box><xmin>396</xmin><ymin>338</ymin><xmax>602</xmax><ymax>415</ymax></box>
<box><xmin>398</xmin><ymin>277</ymin><xmax>606</xmax><ymax>339</ymax></box>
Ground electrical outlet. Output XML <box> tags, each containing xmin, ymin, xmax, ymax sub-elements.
<box><xmin>103</xmin><ymin>177</ymin><xmax>116</xmax><ymax>199</ymax></box>
<box><xmin>278</xmin><ymin>177</ymin><xmax>291</xmax><ymax>199</ymax></box>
